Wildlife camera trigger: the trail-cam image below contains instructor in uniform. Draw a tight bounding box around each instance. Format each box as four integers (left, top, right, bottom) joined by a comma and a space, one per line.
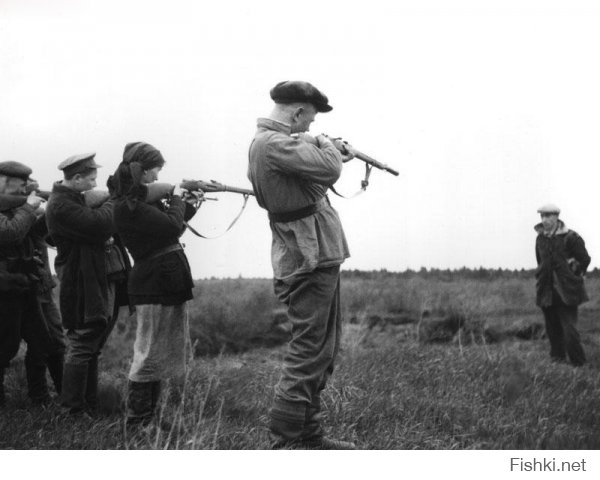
248, 81, 356, 449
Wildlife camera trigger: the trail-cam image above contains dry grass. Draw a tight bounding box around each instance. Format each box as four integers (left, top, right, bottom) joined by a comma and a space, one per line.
1, 271, 599, 449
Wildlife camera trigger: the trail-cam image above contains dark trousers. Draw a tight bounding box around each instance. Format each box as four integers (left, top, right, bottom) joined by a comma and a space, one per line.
270, 266, 342, 441
61, 283, 117, 412
0, 290, 64, 401
541, 303, 586, 366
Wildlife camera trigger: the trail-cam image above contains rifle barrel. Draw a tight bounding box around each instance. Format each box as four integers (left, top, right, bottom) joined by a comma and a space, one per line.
349, 148, 399, 177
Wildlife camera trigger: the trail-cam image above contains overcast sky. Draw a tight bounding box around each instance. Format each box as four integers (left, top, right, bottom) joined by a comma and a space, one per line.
2, 0, 599, 278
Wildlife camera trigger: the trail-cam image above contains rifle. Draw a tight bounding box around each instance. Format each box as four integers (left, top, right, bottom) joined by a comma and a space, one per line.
297, 133, 399, 177
176, 180, 254, 239
0, 188, 111, 212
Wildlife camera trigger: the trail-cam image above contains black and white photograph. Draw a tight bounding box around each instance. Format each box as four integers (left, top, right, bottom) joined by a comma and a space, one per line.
1, 0, 599, 478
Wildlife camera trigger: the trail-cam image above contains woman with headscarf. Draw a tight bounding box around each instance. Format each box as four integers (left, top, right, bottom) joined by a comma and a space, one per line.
108, 142, 201, 426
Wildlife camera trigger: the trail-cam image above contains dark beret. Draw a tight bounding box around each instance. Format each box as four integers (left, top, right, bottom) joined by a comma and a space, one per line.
270, 81, 333, 112
58, 153, 101, 176
0, 161, 32, 181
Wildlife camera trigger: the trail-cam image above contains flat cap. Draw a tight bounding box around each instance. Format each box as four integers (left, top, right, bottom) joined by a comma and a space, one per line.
58, 153, 101, 175
537, 203, 561, 214
0, 161, 32, 181
270, 80, 333, 112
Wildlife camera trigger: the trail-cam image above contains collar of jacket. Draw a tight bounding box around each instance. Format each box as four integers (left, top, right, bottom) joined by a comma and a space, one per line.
51, 181, 85, 203
534, 219, 568, 236
256, 117, 292, 135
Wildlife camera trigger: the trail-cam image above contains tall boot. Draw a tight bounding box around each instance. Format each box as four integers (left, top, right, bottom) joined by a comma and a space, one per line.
85, 356, 99, 412
0, 368, 5, 406
46, 353, 64, 395
150, 381, 161, 412
126, 381, 154, 426
25, 351, 51, 405
60, 363, 89, 413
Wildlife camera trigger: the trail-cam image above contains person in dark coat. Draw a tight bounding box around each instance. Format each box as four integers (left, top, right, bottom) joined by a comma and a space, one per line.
46, 153, 130, 414
0, 161, 63, 406
109, 142, 200, 426
534, 203, 591, 366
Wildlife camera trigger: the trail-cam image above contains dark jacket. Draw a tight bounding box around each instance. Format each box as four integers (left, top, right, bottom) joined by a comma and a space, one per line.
535, 220, 591, 307
0, 197, 49, 293
45, 182, 129, 329
113, 195, 196, 306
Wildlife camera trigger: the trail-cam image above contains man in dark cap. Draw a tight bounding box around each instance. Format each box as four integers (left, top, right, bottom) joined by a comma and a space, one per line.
0, 160, 62, 406
534, 203, 591, 366
247, 81, 356, 449
46, 153, 130, 414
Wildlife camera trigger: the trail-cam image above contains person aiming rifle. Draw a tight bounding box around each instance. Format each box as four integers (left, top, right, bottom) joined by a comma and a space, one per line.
46, 153, 130, 416
109, 142, 202, 427
0, 161, 65, 406
248, 80, 357, 449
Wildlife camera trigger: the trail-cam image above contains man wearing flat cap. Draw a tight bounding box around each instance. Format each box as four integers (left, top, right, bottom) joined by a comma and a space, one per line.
248, 81, 356, 449
46, 153, 130, 414
534, 203, 591, 366
0, 161, 64, 406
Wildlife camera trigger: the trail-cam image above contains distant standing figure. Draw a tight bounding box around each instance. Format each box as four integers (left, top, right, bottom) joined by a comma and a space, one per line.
248, 81, 356, 449
534, 204, 591, 366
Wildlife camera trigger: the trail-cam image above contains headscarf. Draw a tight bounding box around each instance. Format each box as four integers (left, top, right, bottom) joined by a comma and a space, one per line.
107, 142, 165, 210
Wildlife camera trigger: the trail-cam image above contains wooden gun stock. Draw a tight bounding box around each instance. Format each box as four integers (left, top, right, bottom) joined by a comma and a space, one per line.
179, 180, 255, 196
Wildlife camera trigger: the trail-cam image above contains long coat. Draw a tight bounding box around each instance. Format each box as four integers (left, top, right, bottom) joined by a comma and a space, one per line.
535, 220, 591, 307
46, 182, 129, 329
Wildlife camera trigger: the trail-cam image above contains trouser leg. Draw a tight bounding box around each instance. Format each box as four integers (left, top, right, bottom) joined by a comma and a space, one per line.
270, 266, 342, 442
40, 297, 66, 394
541, 306, 566, 361
46, 353, 64, 394
24, 347, 50, 404
556, 305, 586, 366
22, 295, 52, 404
61, 283, 118, 413
0, 293, 25, 373
0, 368, 5, 406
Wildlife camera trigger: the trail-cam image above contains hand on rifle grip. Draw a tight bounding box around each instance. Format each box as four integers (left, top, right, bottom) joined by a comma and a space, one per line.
26, 191, 45, 209
173, 184, 184, 197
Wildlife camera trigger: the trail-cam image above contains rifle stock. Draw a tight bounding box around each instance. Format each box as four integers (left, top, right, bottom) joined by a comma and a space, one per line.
179, 180, 255, 196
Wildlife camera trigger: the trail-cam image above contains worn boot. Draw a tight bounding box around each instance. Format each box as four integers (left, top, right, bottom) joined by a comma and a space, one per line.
46, 353, 64, 395
25, 352, 51, 405
60, 363, 89, 414
126, 381, 154, 426
150, 381, 161, 412
85, 356, 99, 412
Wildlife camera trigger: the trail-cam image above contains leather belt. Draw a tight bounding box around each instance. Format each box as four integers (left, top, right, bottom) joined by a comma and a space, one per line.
138, 243, 183, 263
268, 197, 327, 223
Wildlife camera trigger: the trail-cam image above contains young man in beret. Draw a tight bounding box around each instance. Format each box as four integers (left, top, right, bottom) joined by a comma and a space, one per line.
46, 153, 129, 414
0, 161, 64, 406
534, 204, 591, 366
248, 81, 356, 449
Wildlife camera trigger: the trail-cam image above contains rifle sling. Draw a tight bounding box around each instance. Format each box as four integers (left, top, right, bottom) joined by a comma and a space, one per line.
184, 193, 250, 239
330, 162, 373, 199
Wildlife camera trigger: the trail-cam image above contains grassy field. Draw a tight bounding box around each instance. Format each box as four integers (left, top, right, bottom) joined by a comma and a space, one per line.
1, 271, 599, 449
